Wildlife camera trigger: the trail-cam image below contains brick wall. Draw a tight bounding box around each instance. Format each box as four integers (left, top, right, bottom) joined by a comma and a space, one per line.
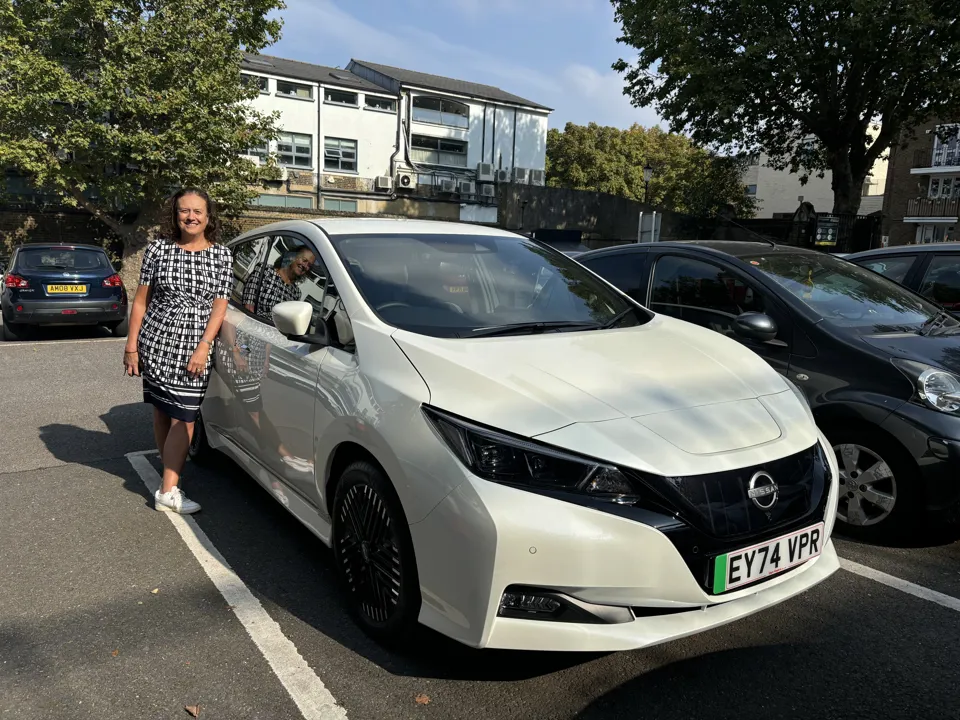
883, 120, 940, 246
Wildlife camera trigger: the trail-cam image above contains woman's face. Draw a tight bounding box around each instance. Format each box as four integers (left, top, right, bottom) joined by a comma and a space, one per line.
176, 193, 209, 241
291, 251, 315, 278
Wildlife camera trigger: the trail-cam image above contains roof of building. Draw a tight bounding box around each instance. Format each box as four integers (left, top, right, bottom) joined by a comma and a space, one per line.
349, 59, 552, 111
241, 53, 387, 94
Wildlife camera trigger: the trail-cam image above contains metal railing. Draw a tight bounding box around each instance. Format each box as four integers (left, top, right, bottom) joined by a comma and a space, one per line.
906, 197, 960, 217
913, 148, 960, 168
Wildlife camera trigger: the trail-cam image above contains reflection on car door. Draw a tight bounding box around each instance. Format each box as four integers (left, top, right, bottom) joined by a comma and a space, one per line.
647, 253, 793, 377
230, 232, 331, 506
918, 254, 960, 314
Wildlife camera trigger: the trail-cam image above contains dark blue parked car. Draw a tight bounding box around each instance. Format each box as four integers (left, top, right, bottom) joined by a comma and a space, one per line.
1, 244, 128, 340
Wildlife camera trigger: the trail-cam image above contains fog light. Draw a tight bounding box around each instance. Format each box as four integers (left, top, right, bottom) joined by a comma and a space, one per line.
111, 304, 118, 310
499, 591, 562, 616
15, 304, 23, 312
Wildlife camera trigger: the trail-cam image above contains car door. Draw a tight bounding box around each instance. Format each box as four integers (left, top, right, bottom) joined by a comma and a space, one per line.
646, 251, 794, 376
206, 234, 270, 442
230, 231, 332, 506
579, 249, 651, 304
915, 253, 960, 316
853, 253, 922, 289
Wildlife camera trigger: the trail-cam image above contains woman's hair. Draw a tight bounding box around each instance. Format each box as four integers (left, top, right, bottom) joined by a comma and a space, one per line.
163, 187, 222, 243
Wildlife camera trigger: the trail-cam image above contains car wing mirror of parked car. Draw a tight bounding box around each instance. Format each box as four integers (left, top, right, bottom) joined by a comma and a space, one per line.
273, 300, 333, 347
733, 311, 779, 343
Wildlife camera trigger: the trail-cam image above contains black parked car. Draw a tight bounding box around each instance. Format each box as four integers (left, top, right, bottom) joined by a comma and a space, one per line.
846, 243, 960, 318
578, 240, 960, 541
1, 244, 128, 340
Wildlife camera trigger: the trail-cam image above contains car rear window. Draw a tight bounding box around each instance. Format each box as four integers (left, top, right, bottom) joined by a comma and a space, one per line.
17, 248, 109, 271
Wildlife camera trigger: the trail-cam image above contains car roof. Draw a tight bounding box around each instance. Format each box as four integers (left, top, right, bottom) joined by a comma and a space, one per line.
14, 243, 107, 251
580, 240, 821, 260
848, 242, 960, 259
311, 217, 524, 238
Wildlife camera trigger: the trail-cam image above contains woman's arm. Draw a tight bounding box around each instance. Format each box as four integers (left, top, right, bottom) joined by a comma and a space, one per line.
123, 285, 152, 376
187, 298, 229, 378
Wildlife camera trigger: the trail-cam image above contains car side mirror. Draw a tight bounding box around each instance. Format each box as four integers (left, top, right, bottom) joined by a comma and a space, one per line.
272, 301, 329, 346
734, 311, 778, 343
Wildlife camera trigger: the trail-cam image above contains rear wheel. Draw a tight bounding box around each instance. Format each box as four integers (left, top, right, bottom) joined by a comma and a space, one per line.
332, 461, 421, 646
2, 320, 23, 341
830, 426, 919, 541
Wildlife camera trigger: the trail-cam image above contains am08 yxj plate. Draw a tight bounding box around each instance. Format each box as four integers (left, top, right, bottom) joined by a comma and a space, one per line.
712, 522, 824, 594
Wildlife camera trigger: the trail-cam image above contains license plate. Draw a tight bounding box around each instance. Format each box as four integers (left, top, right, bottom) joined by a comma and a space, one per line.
712, 522, 824, 594
47, 284, 87, 294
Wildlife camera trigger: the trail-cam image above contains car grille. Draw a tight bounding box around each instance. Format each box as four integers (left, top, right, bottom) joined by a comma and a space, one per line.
631, 443, 830, 540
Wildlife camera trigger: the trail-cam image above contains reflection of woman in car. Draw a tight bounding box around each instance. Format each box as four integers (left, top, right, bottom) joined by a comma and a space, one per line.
229, 247, 316, 475
241, 246, 315, 318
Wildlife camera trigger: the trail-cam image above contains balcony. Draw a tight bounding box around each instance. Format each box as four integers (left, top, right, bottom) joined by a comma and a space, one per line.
905, 197, 960, 220
911, 148, 960, 174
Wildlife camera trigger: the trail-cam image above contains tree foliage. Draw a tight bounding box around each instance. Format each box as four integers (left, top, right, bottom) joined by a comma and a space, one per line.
0, 0, 284, 284
611, 0, 960, 214
546, 122, 756, 218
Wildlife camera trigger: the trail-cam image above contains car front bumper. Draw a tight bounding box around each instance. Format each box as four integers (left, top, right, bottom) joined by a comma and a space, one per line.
2, 296, 127, 326
409, 431, 840, 652
881, 402, 960, 521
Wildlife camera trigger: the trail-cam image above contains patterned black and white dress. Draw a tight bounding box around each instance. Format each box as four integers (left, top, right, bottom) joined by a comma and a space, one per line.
137, 238, 234, 421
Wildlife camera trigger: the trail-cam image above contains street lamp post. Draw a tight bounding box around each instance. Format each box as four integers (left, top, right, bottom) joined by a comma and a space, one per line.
643, 164, 654, 204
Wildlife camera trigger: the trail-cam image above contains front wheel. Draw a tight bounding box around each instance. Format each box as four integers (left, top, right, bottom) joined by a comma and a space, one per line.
187, 410, 215, 465
332, 461, 421, 646
831, 427, 919, 541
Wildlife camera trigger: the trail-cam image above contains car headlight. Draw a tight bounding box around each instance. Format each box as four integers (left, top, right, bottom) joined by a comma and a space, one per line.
893, 359, 960, 415
422, 406, 640, 504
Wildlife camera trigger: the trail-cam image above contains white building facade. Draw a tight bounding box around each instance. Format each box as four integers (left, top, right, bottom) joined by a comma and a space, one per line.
240, 54, 551, 225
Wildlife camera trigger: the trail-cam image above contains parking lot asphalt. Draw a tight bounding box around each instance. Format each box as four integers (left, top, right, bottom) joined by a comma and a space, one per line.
2, 332, 959, 720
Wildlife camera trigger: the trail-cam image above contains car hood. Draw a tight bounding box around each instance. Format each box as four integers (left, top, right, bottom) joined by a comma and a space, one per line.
860, 332, 960, 375
393, 314, 797, 449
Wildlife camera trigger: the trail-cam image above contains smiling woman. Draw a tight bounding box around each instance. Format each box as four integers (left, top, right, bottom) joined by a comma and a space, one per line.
122, 188, 234, 515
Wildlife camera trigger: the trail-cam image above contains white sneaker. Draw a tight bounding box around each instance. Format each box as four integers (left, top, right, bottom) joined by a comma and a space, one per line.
154, 487, 201, 514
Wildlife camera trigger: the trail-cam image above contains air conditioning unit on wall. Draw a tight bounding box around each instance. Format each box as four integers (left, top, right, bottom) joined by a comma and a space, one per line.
476, 163, 495, 183
512, 167, 530, 184
439, 178, 457, 194
529, 169, 545, 186
495, 168, 510, 183
480, 184, 496, 198
395, 170, 417, 191
375, 175, 394, 191
458, 180, 476, 196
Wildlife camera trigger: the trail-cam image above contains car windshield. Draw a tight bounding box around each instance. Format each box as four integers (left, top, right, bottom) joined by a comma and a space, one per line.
743, 251, 941, 331
18, 248, 108, 271
328, 232, 643, 338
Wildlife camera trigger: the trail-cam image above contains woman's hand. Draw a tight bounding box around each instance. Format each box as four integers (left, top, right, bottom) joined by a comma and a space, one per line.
123, 349, 140, 377
187, 344, 210, 378
232, 345, 249, 373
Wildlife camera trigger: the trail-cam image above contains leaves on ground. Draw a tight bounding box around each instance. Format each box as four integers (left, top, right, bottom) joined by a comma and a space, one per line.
414, 693, 431, 705
151, 588, 160, 594
184, 705, 201, 717
111, 649, 119, 657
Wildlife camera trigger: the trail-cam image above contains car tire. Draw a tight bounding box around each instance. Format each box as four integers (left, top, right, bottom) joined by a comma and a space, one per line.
829, 426, 920, 542
2, 320, 23, 341
187, 410, 215, 466
332, 461, 421, 647
108, 317, 129, 337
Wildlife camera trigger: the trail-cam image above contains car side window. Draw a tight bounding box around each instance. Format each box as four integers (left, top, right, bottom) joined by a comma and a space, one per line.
580, 252, 647, 302
650, 255, 765, 338
229, 236, 269, 308
859, 255, 916, 284
918, 255, 960, 311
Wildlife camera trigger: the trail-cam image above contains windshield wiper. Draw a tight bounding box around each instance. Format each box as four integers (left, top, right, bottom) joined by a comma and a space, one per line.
918, 310, 957, 337
466, 320, 600, 338
601, 306, 638, 329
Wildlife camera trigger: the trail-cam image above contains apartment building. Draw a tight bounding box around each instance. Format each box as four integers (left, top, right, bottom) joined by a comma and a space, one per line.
240, 53, 552, 224
741, 151, 888, 219
883, 120, 960, 245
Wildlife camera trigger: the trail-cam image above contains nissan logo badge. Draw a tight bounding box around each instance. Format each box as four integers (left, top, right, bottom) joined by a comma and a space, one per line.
748, 471, 779, 510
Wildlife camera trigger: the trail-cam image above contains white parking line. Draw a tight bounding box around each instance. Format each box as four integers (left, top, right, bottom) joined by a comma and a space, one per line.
841, 558, 960, 613
0, 337, 123, 347
126, 452, 347, 720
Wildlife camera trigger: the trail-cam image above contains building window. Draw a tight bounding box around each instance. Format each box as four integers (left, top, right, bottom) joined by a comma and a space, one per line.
929, 176, 960, 199
248, 141, 269, 160
411, 135, 467, 167
277, 132, 313, 168
276, 81, 313, 100
412, 96, 469, 128
932, 126, 960, 167
250, 194, 314, 209
324, 198, 358, 212
324, 89, 358, 106
324, 137, 357, 172
365, 96, 397, 112
241, 74, 269, 93
745, 184, 757, 196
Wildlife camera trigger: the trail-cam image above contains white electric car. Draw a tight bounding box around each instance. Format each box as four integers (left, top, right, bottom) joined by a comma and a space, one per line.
194, 218, 840, 652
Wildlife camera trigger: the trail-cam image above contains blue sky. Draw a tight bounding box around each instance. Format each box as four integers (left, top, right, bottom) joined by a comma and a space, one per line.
265, 0, 664, 132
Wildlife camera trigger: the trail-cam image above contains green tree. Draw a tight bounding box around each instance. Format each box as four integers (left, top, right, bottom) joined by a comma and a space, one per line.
546, 122, 756, 217
611, 0, 960, 215
0, 0, 284, 287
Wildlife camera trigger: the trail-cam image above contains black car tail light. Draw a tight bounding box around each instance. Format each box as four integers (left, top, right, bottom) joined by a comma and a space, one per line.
4, 274, 29, 289
102, 274, 123, 288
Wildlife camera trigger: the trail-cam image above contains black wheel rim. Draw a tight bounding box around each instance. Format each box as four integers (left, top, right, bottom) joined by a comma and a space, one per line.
336, 483, 403, 625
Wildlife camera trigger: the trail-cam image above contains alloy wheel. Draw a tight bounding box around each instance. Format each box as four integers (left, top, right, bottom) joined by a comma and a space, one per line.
335, 483, 403, 625
833, 442, 898, 527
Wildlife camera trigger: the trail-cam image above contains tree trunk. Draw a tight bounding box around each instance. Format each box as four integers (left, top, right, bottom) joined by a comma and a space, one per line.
829, 151, 866, 216
118, 203, 165, 295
